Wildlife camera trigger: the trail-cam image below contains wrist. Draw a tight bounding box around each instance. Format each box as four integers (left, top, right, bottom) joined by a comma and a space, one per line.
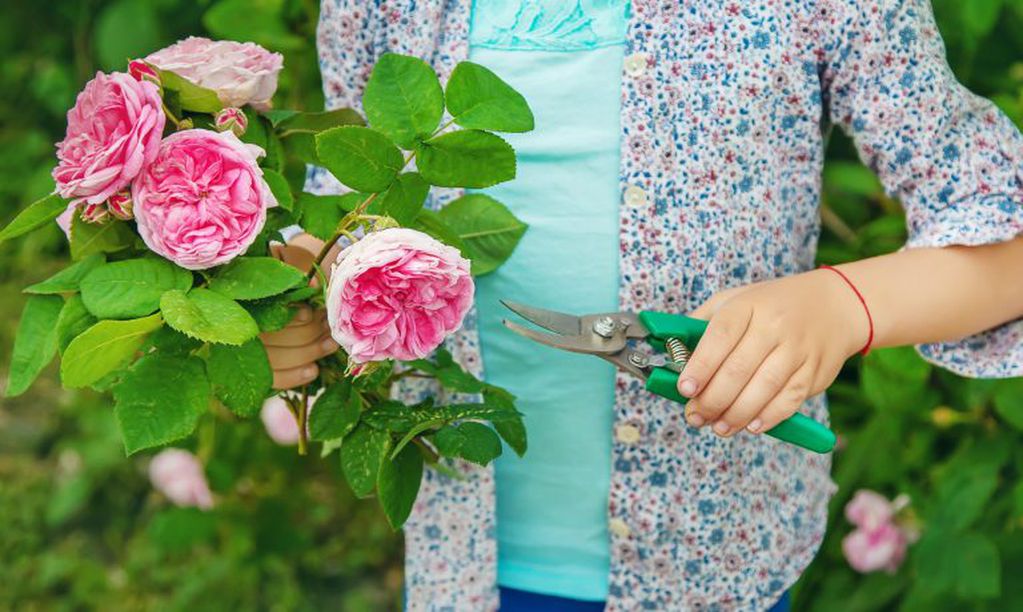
815, 266, 874, 357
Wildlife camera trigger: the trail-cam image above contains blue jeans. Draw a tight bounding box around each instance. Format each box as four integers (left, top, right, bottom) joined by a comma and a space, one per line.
498, 587, 791, 611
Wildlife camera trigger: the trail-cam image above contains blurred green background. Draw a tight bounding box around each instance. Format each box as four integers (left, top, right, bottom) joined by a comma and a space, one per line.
2, 1, 1023, 610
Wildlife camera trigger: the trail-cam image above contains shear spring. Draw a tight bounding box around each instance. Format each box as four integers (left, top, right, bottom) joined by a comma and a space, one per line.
664, 337, 691, 370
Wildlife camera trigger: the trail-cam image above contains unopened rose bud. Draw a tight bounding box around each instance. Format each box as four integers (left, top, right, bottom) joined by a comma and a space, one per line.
80, 202, 110, 224
214, 107, 248, 137
107, 192, 134, 220
128, 59, 161, 86
177, 118, 194, 131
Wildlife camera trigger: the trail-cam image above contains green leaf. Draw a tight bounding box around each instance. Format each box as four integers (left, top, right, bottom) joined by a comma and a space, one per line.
262, 169, 294, 211
416, 129, 515, 188
0, 193, 68, 244
315, 126, 404, 192
433, 422, 503, 466
915, 531, 1001, 599
860, 347, 933, 413
160, 289, 260, 346
80, 258, 193, 319
296, 192, 362, 241
438, 194, 527, 275
55, 294, 97, 355
4, 295, 63, 397
113, 354, 211, 454
445, 61, 534, 133
207, 257, 305, 300
371, 172, 429, 225
993, 378, 1023, 429
206, 339, 272, 417
61, 314, 164, 388
70, 216, 135, 260
341, 424, 392, 498
143, 326, 203, 356
24, 254, 105, 294
94, 0, 161, 71
275, 108, 364, 131
242, 298, 299, 332
963, 0, 1004, 38
412, 209, 468, 254
408, 348, 485, 393
363, 53, 444, 149
362, 400, 521, 432
202, 0, 303, 51
156, 69, 223, 114
377, 443, 424, 529
309, 381, 362, 441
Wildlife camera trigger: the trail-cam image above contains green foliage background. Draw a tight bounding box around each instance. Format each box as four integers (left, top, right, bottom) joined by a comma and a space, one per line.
1, 0, 1022, 610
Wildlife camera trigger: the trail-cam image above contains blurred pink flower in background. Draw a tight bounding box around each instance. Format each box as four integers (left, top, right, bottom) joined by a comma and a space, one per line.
148, 449, 213, 510
132, 129, 275, 269
260, 390, 322, 446
53, 71, 165, 206
842, 489, 915, 574
145, 37, 283, 110
326, 228, 474, 363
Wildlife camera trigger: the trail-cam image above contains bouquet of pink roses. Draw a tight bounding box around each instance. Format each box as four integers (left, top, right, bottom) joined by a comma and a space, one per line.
2, 37, 532, 528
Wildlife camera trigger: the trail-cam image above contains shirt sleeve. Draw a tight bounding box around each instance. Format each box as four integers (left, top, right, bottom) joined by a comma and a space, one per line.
824, 0, 1023, 378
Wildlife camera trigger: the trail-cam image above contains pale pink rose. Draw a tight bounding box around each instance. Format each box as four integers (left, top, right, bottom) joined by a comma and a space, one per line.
148, 449, 214, 510
326, 228, 474, 363
842, 523, 908, 573
145, 37, 283, 110
132, 129, 275, 270
53, 71, 165, 206
259, 390, 322, 445
845, 489, 896, 532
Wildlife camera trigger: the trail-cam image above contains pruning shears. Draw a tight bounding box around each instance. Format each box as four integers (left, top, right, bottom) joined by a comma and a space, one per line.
500, 301, 836, 454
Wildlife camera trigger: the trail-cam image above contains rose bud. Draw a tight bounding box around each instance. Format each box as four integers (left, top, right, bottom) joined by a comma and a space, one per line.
214, 107, 248, 137
80, 202, 110, 224
107, 191, 134, 220
128, 59, 161, 86
148, 448, 214, 510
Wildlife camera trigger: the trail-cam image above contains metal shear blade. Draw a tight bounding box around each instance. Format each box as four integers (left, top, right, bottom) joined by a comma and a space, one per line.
499, 300, 640, 356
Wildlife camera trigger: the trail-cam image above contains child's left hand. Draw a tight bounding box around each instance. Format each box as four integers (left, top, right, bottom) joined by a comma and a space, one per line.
677, 270, 869, 437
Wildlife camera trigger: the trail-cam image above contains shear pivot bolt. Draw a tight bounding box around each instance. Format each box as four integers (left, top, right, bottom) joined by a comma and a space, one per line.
628, 352, 649, 368
592, 316, 617, 338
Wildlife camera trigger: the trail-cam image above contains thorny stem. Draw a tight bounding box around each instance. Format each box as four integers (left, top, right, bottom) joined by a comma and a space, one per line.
298, 385, 310, 455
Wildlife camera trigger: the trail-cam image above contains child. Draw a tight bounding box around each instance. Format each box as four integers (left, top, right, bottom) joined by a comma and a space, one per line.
264, 0, 1023, 609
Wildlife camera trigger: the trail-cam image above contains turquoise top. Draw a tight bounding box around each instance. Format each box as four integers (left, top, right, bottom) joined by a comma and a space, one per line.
470, 0, 629, 601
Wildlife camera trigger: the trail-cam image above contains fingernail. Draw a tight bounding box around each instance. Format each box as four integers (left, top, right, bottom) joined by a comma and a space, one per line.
687, 411, 705, 427
747, 419, 763, 434
678, 377, 698, 398
296, 309, 311, 322
713, 422, 731, 436
321, 338, 338, 351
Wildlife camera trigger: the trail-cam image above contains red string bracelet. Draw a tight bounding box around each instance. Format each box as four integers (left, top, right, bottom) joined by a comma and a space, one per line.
818, 265, 874, 356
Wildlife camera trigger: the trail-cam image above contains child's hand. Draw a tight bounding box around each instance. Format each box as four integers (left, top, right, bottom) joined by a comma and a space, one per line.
678, 270, 869, 437
261, 234, 341, 389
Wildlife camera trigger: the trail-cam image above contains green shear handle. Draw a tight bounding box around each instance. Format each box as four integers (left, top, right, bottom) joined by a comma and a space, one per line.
639, 311, 837, 454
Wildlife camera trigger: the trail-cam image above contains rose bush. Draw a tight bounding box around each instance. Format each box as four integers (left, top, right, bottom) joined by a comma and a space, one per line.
132, 129, 275, 269
326, 228, 474, 363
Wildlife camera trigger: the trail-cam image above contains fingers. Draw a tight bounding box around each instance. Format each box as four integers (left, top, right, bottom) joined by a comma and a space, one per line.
684, 321, 777, 428
677, 303, 753, 401
747, 364, 815, 434
273, 363, 320, 390
711, 350, 804, 436
266, 330, 339, 371
260, 307, 325, 347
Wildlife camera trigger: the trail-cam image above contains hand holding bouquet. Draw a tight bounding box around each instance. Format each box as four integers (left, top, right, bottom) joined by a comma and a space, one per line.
2, 38, 532, 528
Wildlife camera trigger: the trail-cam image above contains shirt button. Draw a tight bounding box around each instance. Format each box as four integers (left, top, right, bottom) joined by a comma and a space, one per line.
609, 518, 632, 538
623, 185, 649, 208
615, 424, 641, 444
624, 52, 649, 78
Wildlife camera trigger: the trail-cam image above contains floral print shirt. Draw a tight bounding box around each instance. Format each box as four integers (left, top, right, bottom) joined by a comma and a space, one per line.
307, 0, 1023, 609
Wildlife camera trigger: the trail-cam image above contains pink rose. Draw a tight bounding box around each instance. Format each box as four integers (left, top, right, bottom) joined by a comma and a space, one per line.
53, 71, 165, 206
145, 37, 283, 110
326, 228, 474, 363
128, 59, 161, 86
842, 523, 908, 573
148, 448, 214, 510
260, 390, 321, 445
132, 129, 275, 270
844, 490, 896, 532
